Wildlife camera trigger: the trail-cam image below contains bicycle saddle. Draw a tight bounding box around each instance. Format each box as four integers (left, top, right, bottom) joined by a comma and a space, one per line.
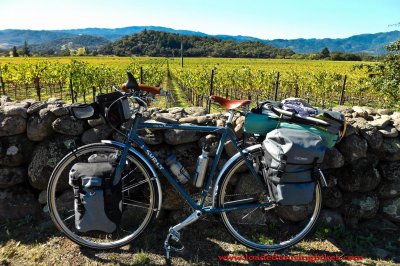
210, 95, 251, 110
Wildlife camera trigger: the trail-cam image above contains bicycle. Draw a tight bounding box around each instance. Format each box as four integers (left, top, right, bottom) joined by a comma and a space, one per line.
47, 72, 325, 260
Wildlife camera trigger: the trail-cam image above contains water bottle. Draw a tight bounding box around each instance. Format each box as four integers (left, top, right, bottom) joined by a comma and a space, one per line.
165, 153, 190, 184
193, 148, 210, 188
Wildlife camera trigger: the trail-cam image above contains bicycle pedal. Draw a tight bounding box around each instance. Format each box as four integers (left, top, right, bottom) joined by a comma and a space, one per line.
167, 236, 184, 252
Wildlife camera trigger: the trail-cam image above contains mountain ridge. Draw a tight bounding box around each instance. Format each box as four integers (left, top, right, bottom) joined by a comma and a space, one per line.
0, 26, 399, 55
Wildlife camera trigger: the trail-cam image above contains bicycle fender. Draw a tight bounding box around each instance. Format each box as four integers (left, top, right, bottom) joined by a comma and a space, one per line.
101, 140, 163, 218
211, 144, 262, 208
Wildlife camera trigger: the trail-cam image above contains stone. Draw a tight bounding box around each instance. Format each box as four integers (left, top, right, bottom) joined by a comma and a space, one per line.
352, 110, 368, 119
47, 97, 64, 104
52, 116, 86, 135
381, 197, 400, 222
375, 138, 400, 161
216, 119, 225, 127
154, 113, 178, 124
88, 117, 105, 127
342, 193, 379, 226
373, 248, 391, 259
331, 105, 353, 114
321, 147, 344, 169
178, 116, 197, 124
347, 117, 370, 131
0, 113, 26, 136
359, 216, 399, 232
184, 107, 207, 116
0, 186, 41, 220
162, 183, 186, 210
0, 95, 11, 106
318, 210, 345, 229
360, 127, 383, 150
322, 186, 343, 209
275, 204, 314, 222
379, 126, 398, 138
234, 116, 245, 139
224, 140, 237, 157
38, 190, 47, 205
172, 143, 201, 174
380, 161, 400, 182
377, 182, 400, 199
50, 106, 69, 117
164, 126, 201, 145
368, 116, 391, 129
0, 134, 34, 166
2, 105, 27, 118
27, 110, 57, 142
167, 107, 184, 114
377, 108, 393, 115
179, 115, 212, 125
54, 190, 74, 213
226, 173, 268, 225
337, 134, 367, 163
198, 134, 219, 156
81, 124, 114, 144
27, 101, 47, 115
0, 167, 27, 188
28, 134, 80, 190
337, 155, 380, 192
138, 128, 164, 145
196, 116, 212, 125
344, 124, 356, 137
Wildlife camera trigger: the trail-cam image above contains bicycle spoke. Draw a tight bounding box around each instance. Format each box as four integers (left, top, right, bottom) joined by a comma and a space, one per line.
122, 179, 148, 192
123, 198, 150, 209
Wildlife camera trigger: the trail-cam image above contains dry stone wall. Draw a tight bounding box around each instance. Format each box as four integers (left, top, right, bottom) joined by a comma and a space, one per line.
0, 95, 399, 233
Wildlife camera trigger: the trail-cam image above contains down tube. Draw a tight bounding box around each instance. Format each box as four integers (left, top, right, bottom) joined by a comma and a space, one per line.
131, 134, 200, 210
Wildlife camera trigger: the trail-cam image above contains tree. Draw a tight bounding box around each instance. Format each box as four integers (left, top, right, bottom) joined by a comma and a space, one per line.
22, 41, 30, 56
356, 38, 400, 107
11, 46, 19, 57
320, 47, 330, 58
76, 47, 87, 56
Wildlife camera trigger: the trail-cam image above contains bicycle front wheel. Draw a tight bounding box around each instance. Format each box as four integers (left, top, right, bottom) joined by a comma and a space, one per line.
217, 146, 322, 252
47, 143, 157, 249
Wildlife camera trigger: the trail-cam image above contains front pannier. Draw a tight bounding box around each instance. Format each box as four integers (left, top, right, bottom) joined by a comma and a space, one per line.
95, 91, 131, 126
262, 128, 326, 205
69, 155, 122, 233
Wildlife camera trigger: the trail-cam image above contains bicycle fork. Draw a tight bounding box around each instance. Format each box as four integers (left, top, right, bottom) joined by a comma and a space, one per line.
164, 210, 202, 260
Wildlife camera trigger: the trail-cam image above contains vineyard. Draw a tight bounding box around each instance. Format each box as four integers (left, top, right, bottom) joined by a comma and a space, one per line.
0, 57, 382, 109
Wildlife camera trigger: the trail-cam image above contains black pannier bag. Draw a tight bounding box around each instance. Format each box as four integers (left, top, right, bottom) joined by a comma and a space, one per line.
262, 128, 326, 205
95, 91, 131, 126
69, 154, 122, 233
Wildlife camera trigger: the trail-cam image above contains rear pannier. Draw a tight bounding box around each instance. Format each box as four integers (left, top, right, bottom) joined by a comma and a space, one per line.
69, 153, 122, 233
262, 128, 326, 205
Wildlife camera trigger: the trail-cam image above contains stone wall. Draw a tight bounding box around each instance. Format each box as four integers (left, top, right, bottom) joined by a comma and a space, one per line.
0, 95, 399, 232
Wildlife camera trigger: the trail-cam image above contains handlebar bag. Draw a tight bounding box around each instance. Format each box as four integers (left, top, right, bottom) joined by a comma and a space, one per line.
95, 91, 131, 126
262, 128, 326, 205
69, 159, 122, 233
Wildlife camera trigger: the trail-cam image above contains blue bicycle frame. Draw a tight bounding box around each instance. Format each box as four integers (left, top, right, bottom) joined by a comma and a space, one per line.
113, 110, 272, 214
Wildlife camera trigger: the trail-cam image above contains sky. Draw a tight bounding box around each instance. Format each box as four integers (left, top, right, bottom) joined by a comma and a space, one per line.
0, 0, 399, 40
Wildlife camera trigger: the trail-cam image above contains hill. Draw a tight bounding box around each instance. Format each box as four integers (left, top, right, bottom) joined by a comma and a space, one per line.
0, 26, 399, 55
97, 30, 294, 58
30, 35, 110, 54
265, 31, 400, 54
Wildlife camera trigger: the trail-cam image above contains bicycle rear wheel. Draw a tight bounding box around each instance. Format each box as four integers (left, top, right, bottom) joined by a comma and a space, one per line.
217, 145, 322, 251
47, 143, 157, 249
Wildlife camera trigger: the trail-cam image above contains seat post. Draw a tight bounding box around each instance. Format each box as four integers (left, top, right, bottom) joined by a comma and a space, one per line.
226, 110, 235, 124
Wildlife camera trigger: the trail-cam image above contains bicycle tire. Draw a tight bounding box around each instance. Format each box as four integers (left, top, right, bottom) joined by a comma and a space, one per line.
217, 147, 322, 251
47, 142, 158, 249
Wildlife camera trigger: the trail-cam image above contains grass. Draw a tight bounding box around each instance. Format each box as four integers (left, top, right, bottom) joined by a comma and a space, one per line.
0, 215, 398, 266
